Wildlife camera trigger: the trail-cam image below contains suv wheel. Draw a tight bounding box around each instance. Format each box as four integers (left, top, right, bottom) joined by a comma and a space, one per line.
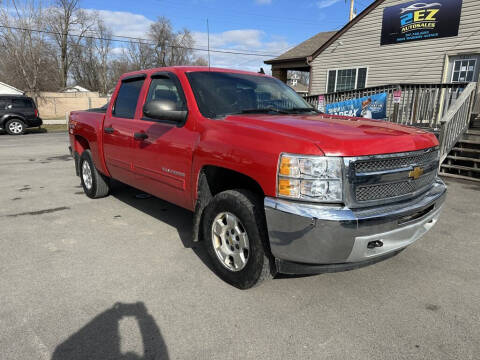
202, 189, 273, 289
79, 150, 110, 198
5, 119, 26, 135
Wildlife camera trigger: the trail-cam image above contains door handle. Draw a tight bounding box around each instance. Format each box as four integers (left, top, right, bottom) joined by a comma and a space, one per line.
104, 126, 114, 134
134, 132, 148, 141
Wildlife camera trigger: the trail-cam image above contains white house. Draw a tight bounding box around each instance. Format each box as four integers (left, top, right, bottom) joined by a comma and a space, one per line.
61, 85, 90, 93
0, 82, 24, 95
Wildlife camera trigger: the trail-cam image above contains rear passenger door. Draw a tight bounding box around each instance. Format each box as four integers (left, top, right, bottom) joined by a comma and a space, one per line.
102, 75, 146, 184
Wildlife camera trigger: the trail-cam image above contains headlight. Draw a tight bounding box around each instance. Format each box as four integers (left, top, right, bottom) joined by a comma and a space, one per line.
277, 154, 343, 202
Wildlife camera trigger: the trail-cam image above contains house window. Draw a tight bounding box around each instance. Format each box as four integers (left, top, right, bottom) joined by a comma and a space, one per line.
327, 67, 368, 93
452, 59, 476, 82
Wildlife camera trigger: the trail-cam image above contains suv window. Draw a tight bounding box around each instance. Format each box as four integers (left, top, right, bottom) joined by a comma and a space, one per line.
145, 76, 185, 111
113, 78, 145, 119
12, 98, 33, 109
0, 98, 9, 109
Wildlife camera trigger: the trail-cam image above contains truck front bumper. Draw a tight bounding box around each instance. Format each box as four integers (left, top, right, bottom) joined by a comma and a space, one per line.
264, 178, 446, 274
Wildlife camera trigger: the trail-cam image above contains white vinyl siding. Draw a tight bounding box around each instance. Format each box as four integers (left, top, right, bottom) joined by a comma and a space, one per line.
310, 0, 480, 94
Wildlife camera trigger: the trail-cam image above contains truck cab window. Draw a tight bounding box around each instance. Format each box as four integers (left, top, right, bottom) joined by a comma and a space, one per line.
113, 78, 145, 119
146, 77, 185, 110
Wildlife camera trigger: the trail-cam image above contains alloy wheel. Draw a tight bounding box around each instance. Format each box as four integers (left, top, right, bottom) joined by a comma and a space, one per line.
8, 121, 23, 134
211, 212, 250, 272
82, 161, 93, 190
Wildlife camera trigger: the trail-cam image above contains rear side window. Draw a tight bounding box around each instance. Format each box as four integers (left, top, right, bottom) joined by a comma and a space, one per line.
0, 99, 9, 109
113, 78, 145, 119
12, 98, 33, 109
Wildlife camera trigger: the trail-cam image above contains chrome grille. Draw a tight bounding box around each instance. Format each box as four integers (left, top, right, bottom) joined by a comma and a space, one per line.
355, 172, 436, 202
355, 150, 439, 174
347, 147, 439, 205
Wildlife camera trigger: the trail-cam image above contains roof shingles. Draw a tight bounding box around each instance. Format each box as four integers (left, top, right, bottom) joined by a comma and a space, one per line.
265, 31, 337, 64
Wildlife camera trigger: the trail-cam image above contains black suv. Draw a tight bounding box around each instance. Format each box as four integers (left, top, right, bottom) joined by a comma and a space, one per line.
0, 95, 42, 135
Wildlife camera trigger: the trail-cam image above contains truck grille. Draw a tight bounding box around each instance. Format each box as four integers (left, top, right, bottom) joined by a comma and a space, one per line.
348, 148, 439, 205
355, 150, 439, 174
355, 172, 436, 202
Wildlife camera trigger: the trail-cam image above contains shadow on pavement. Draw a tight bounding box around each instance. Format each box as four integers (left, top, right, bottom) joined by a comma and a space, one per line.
51, 302, 168, 360
109, 181, 216, 274
108, 181, 316, 281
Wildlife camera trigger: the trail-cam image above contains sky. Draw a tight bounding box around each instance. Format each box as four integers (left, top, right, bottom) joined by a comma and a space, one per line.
80, 0, 374, 73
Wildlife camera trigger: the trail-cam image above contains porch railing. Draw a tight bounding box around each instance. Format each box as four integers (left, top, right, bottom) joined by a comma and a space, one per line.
304, 83, 470, 130
438, 82, 477, 163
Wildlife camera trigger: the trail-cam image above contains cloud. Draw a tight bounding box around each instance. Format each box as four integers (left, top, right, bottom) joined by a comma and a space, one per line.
193, 29, 266, 49
317, 0, 342, 9
85, 9, 154, 38
84, 9, 290, 72
255, 0, 272, 4
192, 30, 290, 72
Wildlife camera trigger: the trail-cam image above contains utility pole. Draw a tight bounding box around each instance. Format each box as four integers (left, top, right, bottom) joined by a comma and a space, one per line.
348, 0, 355, 21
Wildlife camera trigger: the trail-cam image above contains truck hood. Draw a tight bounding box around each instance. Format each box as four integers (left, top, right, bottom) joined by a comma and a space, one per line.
226, 113, 438, 156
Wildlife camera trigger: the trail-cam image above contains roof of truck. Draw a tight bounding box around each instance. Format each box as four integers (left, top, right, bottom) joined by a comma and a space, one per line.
119, 66, 268, 80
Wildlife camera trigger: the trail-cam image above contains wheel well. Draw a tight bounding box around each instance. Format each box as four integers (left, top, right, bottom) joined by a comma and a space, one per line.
2, 116, 25, 127
74, 135, 90, 155
201, 166, 264, 197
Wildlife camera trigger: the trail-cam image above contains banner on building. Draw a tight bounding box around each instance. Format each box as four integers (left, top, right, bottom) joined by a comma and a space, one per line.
325, 93, 387, 120
381, 0, 463, 46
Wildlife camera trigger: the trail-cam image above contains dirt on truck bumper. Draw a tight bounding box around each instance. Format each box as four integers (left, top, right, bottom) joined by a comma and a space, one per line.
265, 178, 447, 275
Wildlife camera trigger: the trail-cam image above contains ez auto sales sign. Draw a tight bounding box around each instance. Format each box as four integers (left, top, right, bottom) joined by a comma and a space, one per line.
381, 0, 463, 45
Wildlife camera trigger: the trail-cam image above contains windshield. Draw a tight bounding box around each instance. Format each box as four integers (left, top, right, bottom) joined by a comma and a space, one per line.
186, 71, 315, 119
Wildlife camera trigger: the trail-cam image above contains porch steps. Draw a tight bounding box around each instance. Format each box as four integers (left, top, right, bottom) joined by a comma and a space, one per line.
438, 172, 480, 183
440, 119, 480, 182
470, 116, 480, 130
446, 155, 480, 163
466, 129, 480, 136
452, 147, 480, 154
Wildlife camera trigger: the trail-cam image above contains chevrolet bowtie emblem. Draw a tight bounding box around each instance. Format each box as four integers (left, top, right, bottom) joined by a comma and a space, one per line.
409, 166, 424, 180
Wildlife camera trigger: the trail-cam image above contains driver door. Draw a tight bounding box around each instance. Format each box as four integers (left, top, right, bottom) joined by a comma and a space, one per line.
130, 72, 198, 209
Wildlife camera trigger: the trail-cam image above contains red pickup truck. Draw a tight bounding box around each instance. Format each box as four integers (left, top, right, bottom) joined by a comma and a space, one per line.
69, 67, 446, 289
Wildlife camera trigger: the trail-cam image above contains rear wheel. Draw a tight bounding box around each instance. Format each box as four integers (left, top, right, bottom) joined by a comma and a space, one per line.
202, 189, 273, 289
79, 150, 110, 198
5, 119, 25, 135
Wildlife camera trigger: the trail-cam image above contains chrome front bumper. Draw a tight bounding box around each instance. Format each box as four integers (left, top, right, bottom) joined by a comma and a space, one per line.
264, 178, 446, 274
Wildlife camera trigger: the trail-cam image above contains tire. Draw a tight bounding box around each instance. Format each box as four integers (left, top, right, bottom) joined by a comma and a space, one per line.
79, 150, 110, 198
5, 119, 26, 135
202, 189, 273, 289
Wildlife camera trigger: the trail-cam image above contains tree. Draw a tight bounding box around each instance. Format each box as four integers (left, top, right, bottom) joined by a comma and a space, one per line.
126, 40, 154, 70
148, 17, 197, 67
0, 0, 59, 93
47, 0, 97, 88
70, 18, 112, 94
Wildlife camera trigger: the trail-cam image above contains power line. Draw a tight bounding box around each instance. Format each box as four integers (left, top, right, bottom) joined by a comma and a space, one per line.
0, 24, 283, 57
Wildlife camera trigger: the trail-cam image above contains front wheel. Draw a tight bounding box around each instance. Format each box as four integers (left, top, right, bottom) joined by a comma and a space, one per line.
79, 150, 110, 198
202, 190, 273, 289
5, 119, 26, 135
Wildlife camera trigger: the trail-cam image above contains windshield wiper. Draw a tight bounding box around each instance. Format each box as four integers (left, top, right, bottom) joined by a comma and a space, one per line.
287, 107, 319, 113
234, 107, 290, 115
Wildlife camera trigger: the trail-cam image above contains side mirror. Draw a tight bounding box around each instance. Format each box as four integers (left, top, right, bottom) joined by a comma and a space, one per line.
143, 100, 187, 123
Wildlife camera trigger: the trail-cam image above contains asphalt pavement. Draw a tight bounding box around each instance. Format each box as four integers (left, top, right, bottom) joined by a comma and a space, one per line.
1, 131, 479, 360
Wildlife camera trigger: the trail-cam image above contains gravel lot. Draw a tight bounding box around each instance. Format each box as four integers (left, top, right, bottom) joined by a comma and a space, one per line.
1, 132, 479, 360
